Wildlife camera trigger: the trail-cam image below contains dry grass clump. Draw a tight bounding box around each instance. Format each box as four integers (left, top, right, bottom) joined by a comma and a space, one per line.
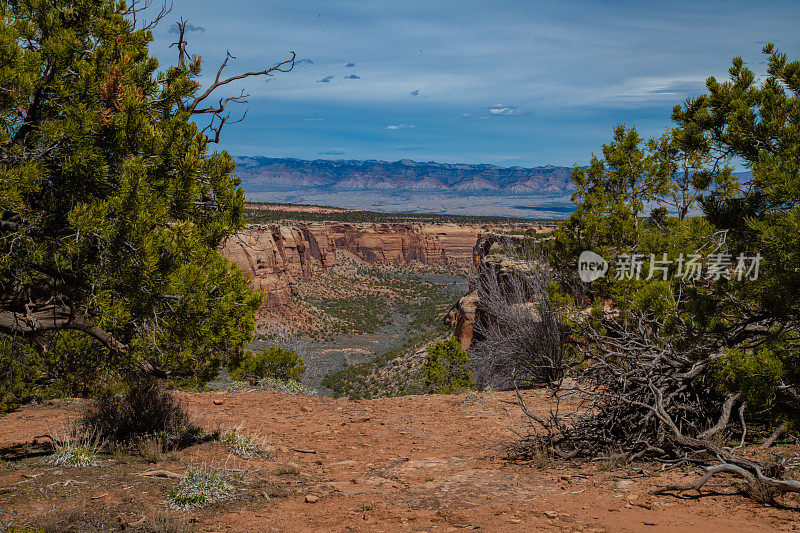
47, 425, 103, 467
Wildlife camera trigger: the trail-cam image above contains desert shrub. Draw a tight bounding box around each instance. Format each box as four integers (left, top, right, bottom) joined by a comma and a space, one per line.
136, 435, 165, 463
470, 244, 567, 389
48, 426, 102, 467
83, 379, 192, 443
230, 347, 306, 383
423, 338, 475, 394
49, 443, 99, 468
226, 380, 249, 392
220, 428, 269, 458
257, 377, 315, 395
0, 337, 38, 413
0, 333, 113, 413
166, 465, 233, 510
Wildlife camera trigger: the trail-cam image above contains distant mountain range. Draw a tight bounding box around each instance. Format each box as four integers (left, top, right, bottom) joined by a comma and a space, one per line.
234, 157, 576, 195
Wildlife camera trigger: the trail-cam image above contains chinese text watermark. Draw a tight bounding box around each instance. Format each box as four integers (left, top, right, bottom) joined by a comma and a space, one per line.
578, 251, 761, 282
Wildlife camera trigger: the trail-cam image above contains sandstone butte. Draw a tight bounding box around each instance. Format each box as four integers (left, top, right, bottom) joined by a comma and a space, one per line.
220, 222, 528, 308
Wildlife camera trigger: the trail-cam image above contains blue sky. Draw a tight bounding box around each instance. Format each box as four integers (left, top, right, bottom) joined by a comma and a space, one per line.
147, 0, 800, 167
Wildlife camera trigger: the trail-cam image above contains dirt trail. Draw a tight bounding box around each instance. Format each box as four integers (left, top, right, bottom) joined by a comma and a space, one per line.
1, 390, 797, 532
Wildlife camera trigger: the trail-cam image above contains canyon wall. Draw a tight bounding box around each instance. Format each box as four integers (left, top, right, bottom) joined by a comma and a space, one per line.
221, 222, 452, 307
223, 221, 554, 309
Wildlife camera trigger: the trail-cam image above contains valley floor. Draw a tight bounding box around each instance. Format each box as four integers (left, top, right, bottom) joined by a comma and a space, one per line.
1, 390, 798, 532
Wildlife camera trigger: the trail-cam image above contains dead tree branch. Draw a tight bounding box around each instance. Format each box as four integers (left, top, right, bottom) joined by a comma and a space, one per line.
168, 19, 295, 143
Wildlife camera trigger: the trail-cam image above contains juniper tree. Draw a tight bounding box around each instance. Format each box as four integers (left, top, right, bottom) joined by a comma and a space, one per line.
0, 0, 294, 408
512, 46, 800, 501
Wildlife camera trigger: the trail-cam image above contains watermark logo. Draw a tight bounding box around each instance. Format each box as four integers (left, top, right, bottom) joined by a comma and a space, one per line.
578, 250, 609, 282
578, 250, 762, 282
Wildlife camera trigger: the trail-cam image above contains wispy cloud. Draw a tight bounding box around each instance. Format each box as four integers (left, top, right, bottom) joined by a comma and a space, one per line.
488, 104, 521, 116
169, 23, 205, 33
318, 150, 345, 155
646, 80, 706, 95
157, 0, 800, 167
386, 124, 415, 130
344, 74, 361, 79
585, 76, 711, 107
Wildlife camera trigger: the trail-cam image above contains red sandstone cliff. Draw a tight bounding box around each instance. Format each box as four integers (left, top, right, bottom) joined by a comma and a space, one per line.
221, 222, 452, 307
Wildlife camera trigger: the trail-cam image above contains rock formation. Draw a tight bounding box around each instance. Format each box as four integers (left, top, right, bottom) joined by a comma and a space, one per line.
221, 222, 451, 307
447, 231, 552, 349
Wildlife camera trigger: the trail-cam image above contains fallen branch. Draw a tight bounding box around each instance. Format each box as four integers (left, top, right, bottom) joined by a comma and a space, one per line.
137, 470, 182, 479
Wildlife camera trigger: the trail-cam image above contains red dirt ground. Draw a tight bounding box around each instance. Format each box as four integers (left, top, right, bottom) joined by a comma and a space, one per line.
1, 390, 798, 532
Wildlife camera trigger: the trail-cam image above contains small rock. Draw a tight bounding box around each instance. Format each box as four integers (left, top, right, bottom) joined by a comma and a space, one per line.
615, 479, 633, 490
305, 494, 319, 503
544, 510, 559, 519
300, 405, 309, 412
262, 445, 276, 456
560, 474, 571, 482
624, 493, 639, 503
212, 399, 224, 405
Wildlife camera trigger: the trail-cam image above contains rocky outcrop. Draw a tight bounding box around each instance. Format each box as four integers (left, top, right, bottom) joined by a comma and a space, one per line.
221, 226, 311, 307
221, 222, 450, 307
447, 231, 551, 349
448, 291, 479, 349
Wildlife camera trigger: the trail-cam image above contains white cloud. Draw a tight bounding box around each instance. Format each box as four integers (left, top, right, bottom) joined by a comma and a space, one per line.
488, 104, 521, 116
386, 124, 415, 130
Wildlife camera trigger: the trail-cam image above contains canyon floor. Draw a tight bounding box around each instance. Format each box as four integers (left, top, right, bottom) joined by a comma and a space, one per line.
2, 389, 798, 532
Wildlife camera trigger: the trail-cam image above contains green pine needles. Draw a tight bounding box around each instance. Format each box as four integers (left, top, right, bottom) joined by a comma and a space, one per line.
0, 0, 294, 407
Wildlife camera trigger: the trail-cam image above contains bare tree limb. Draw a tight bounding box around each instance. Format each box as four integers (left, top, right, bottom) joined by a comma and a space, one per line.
0, 304, 167, 378
188, 50, 295, 114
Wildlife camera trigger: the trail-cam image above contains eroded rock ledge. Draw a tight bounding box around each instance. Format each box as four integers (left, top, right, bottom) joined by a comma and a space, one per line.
221, 222, 454, 307
447, 231, 552, 349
